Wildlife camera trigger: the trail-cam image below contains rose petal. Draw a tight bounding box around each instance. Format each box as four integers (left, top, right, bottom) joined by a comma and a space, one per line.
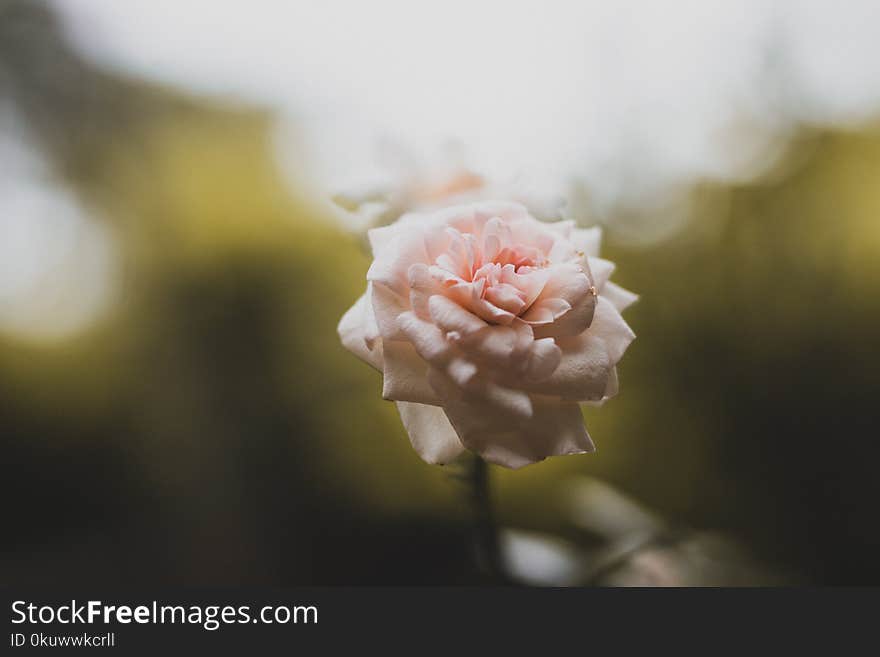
572, 227, 602, 257
527, 296, 634, 400
447, 357, 479, 387
602, 281, 639, 312
454, 324, 521, 368
484, 283, 527, 315
545, 219, 575, 239
585, 367, 620, 407
590, 295, 636, 363
444, 398, 594, 469
522, 297, 572, 325
370, 281, 409, 341
525, 337, 562, 381
588, 257, 615, 291
397, 311, 452, 364
529, 263, 596, 338
367, 230, 429, 295
408, 263, 443, 319
396, 401, 465, 465
337, 293, 383, 371
382, 341, 442, 405
428, 294, 487, 336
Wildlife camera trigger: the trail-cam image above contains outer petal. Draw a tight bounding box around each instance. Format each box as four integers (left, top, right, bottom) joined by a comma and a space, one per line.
370, 281, 409, 341
443, 398, 594, 469
526, 297, 634, 401
397, 311, 453, 364
408, 262, 443, 319
587, 257, 615, 291
382, 341, 442, 405
367, 229, 429, 295
367, 222, 403, 257
396, 401, 465, 465
337, 294, 383, 371
528, 263, 596, 339
572, 227, 602, 257
584, 367, 619, 407
428, 294, 487, 336
589, 295, 636, 363
602, 281, 639, 312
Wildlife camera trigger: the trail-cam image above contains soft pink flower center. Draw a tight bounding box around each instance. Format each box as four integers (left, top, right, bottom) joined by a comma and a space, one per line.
431, 225, 552, 318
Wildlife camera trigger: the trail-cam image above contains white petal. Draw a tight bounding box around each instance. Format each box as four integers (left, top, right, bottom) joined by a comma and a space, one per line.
590, 296, 636, 363
525, 338, 562, 381
447, 357, 479, 387
527, 296, 634, 400
444, 399, 594, 469
572, 227, 602, 257
367, 223, 402, 257
545, 219, 575, 239
454, 324, 520, 368
382, 341, 442, 405
397, 311, 452, 364
370, 282, 409, 341
530, 264, 596, 338
428, 294, 487, 336
522, 297, 572, 325
602, 281, 639, 312
367, 229, 429, 294
584, 367, 619, 407
588, 257, 615, 291
408, 263, 443, 320
396, 402, 465, 465
337, 293, 383, 371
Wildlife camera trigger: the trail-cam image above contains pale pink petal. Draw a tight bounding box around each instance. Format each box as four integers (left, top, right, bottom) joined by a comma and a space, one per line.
588, 257, 616, 291
382, 341, 442, 405
447, 357, 479, 387
522, 297, 572, 325
453, 324, 520, 368
396, 401, 465, 465
471, 201, 529, 225
481, 382, 533, 418
602, 281, 639, 312
337, 293, 384, 371
572, 227, 602, 257
369, 282, 409, 341
444, 398, 594, 469
590, 296, 636, 363
466, 296, 517, 325
484, 283, 527, 315
367, 230, 429, 295
397, 311, 452, 364
428, 294, 487, 336
427, 368, 533, 419
545, 219, 575, 239
408, 263, 443, 319
525, 338, 562, 381
527, 297, 634, 400
530, 264, 596, 338
499, 265, 549, 307
584, 367, 620, 407
423, 224, 452, 262
367, 223, 402, 257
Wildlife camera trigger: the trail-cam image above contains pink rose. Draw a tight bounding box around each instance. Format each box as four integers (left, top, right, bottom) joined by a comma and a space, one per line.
338, 201, 636, 469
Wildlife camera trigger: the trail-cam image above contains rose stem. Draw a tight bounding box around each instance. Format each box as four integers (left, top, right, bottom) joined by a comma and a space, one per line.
465, 454, 507, 583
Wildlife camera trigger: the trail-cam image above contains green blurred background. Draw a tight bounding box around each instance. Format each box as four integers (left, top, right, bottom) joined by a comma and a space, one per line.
1, 1, 879, 585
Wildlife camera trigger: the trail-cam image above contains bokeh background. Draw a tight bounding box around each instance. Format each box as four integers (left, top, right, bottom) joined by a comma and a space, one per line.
2, 0, 879, 585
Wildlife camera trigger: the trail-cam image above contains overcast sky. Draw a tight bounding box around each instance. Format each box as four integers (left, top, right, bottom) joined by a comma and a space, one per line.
54, 0, 880, 202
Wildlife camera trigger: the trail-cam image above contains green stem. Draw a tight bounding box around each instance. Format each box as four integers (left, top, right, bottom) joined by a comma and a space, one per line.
465, 454, 506, 582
